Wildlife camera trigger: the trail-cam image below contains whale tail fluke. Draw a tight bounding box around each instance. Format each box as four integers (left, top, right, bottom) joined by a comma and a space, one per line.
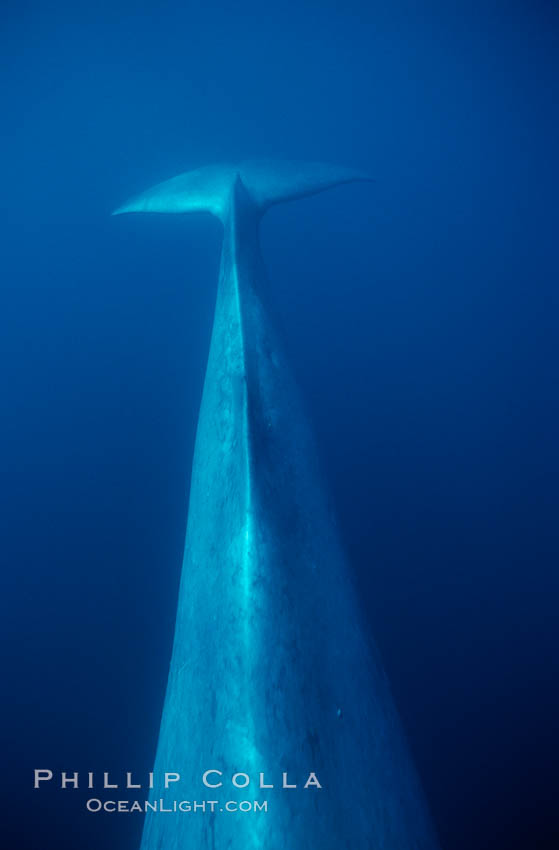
112, 160, 372, 222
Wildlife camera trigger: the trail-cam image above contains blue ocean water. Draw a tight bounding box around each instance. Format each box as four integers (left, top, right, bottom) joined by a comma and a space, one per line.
2, 1, 558, 848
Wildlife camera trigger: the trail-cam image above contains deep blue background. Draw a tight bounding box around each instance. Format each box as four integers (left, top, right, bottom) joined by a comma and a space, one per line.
2, 1, 558, 848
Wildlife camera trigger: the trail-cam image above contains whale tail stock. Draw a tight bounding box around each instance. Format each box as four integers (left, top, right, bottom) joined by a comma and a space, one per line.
112, 160, 372, 222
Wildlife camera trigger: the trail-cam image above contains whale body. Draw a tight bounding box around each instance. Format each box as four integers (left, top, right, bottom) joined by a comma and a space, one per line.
114, 161, 441, 850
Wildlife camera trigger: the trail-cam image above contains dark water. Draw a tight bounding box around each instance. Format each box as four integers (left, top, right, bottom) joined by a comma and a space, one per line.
2, 1, 558, 848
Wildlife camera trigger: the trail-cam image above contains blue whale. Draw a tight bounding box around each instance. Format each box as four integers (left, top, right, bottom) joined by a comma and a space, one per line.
114, 161, 440, 850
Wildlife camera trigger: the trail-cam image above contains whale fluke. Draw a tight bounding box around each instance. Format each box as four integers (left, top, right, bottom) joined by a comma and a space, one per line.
112, 159, 372, 221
